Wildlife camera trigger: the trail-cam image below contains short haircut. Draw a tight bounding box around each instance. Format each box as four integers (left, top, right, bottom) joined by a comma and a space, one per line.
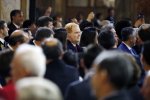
115, 19, 132, 39
94, 51, 133, 89
138, 24, 150, 42
42, 38, 63, 60
15, 44, 46, 77
36, 16, 53, 27
16, 77, 62, 100
9, 34, 26, 46
80, 27, 98, 47
54, 28, 67, 50
121, 27, 134, 41
65, 22, 79, 33
142, 41, 150, 65
83, 44, 103, 69
0, 20, 6, 29
35, 27, 53, 41
23, 20, 35, 28
98, 29, 115, 49
10, 9, 22, 21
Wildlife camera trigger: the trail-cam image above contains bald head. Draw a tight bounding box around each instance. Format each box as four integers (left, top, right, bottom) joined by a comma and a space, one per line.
42, 38, 63, 60
9, 30, 29, 50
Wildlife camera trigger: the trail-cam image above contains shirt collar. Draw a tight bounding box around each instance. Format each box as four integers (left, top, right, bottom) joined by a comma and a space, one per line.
0, 38, 5, 44
13, 23, 20, 29
122, 42, 132, 50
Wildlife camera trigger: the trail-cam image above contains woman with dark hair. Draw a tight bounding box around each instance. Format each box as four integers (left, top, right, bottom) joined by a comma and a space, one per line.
80, 27, 98, 50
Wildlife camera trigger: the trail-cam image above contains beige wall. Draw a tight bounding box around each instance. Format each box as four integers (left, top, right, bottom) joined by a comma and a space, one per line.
0, 0, 29, 22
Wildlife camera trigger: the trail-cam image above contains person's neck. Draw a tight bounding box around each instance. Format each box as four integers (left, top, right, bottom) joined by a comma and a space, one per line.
123, 41, 132, 48
98, 85, 117, 99
87, 18, 92, 22
34, 40, 41, 46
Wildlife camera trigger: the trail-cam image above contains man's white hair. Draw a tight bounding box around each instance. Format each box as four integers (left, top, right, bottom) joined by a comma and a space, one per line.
16, 77, 62, 100
15, 44, 46, 77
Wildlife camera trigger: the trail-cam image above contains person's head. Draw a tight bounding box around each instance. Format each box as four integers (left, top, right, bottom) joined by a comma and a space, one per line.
141, 72, 150, 100
80, 27, 98, 47
98, 29, 116, 49
137, 24, 150, 45
115, 19, 132, 39
44, 6, 52, 17
23, 20, 37, 35
9, 30, 30, 50
16, 77, 62, 100
82, 44, 103, 71
37, 16, 53, 29
54, 28, 67, 50
141, 41, 150, 71
101, 25, 118, 47
0, 20, 9, 38
92, 51, 133, 98
65, 23, 81, 44
35, 27, 54, 43
62, 50, 78, 67
87, 12, 95, 21
107, 7, 115, 17
121, 27, 136, 47
0, 49, 14, 85
42, 38, 63, 61
10, 44, 46, 82
10, 9, 24, 26
8, 30, 29, 50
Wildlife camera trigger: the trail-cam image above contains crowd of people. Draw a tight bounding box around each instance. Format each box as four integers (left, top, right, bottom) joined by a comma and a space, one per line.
0, 6, 150, 100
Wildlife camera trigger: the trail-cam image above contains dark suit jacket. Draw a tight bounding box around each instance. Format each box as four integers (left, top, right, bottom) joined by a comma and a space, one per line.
67, 40, 83, 53
8, 22, 18, 36
128, 85, 144, 100
65, 78, 96, 100
103, 90, 132, 100
118, 42, 145, 87
44, 59, 79, 96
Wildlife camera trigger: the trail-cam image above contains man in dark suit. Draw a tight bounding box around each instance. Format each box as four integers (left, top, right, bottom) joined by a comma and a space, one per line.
65, 44, 103, 100
0, 20, 9, 51
42, 38, 79, 96
8, 10, 24, 36
118, 27, 137, 55
65, 23, 83, 53
118, 27, 145, 86
92, 51, 134, 100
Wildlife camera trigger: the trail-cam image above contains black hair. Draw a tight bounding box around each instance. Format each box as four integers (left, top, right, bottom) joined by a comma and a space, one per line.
36, 16, 53, 27
138, 25, 150, 42
98, 29, 115, 49
0, 20, 5, 29
35, 27, 53, 41
142, 41, 150, 65
42, 39, 63, 60
121, 27, 134, 41
10, 9, 22, 21
80, 27, 98, 47
54, 28, 67, 50
97, 54, 133, 89
23, 20, 35, 28
83, 44, 103, 69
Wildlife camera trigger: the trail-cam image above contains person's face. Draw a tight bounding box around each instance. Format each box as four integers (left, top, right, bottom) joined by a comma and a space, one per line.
68, 25, 81, 44
10, 55, 26, 82
2, 23, 9, 37
129, 34, 137, 47
141, 77, 150, 100
47, 21, 54, 29
136, 34, 143, 45
111, 28, 118, 46
91, 69, 107, 98
13, 12, 24, 26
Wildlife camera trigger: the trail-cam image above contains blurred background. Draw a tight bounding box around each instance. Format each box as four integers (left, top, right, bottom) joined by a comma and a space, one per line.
0, 0, 149, 23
